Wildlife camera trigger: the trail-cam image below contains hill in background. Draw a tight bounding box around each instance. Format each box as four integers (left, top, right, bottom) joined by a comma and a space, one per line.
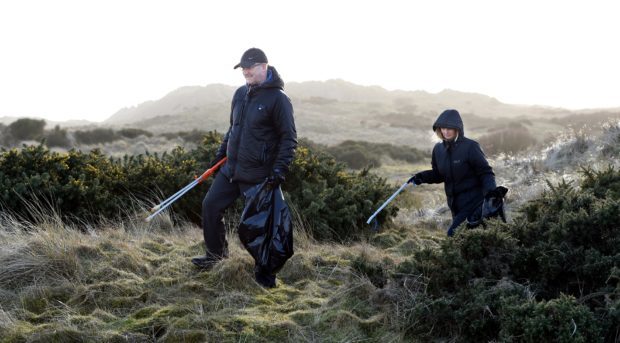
3, 80, 619, 153
102, 80, 595, 149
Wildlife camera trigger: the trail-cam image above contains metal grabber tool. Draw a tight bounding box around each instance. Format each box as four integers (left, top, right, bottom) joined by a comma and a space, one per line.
145, 157, 227, 222
366, 180, 413, 230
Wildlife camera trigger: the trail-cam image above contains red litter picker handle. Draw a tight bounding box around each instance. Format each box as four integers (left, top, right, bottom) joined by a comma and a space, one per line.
197, 157, 227, 183
145, 157, 227, 222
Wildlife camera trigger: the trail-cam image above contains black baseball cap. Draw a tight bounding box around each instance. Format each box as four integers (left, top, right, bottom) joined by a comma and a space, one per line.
234, 48, 268, 69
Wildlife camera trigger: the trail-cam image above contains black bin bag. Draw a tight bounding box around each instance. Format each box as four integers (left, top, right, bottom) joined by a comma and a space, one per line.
482, 186, 508, 222
467, 186, 509, 229
238, 181, 293, 275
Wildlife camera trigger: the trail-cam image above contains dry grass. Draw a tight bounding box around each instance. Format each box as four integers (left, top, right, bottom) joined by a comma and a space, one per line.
0, 206, 416, 342
1, 123, 617, 341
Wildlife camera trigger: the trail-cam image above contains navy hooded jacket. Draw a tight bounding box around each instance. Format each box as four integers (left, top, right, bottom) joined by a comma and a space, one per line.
215, 66, 297, 184
418, 109, 496, 220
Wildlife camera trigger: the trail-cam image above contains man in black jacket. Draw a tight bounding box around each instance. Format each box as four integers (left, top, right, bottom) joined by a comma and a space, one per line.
409, 109, 497, 236
192, 48, 297, 287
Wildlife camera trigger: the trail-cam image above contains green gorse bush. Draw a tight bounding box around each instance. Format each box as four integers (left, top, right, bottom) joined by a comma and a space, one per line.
0, 134, 396, 241
393, 167, 620, 342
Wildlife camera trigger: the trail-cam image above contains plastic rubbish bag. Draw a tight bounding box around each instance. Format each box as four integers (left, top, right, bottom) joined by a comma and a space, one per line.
467, 186, 509, 228
238, 181, 293, 275
482, 186, 508, 222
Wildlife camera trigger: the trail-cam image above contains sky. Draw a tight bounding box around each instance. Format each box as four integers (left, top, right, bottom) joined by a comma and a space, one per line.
1, 0, 619, 122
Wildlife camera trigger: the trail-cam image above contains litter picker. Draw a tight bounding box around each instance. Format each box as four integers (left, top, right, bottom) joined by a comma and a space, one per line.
366, 180, 412, 228
145, 157, 227, 222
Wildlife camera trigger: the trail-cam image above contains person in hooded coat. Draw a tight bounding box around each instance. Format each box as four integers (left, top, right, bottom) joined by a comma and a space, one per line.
408, 109, 497, 236
191, 48, 297, 288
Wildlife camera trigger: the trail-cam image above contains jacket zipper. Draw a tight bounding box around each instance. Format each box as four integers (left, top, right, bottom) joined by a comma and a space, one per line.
447, 144, 455, 210
231, 87, 252, 183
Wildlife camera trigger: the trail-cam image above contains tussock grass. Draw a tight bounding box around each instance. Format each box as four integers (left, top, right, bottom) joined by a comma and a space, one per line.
4, 125, 617, 341
0, 208, 416, 342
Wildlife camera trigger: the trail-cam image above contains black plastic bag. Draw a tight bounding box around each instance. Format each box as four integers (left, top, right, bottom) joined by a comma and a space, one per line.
482, 186, 508, 222
238, 181, 293, 275
467, 186, 509, 228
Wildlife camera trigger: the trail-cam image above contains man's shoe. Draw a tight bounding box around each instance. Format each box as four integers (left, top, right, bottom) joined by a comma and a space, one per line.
191, 256, 219, 270
255, 272, 276, 288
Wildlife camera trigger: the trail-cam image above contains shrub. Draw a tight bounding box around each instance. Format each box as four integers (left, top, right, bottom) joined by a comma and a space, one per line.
0, 123, 9, 145
179, 130, 210, 144
324, 140, 429, 169
117, 128, 153, 139
499, 295, 601, 342
285, 144, 396, 241
512, 179, 619, 299
74, 128, 119, 145
398, 271, 603, 342
0, 137, 396, 242
336, 149, 379, 169
44, 125, 71, 148
393, 168, 620, 341
8, 118, 46, 141
600, 121, 620, 158
0, 144, 206, 224
326, 141, 380, 169
161, 130, 209, 144
580, 166, 620, 200
400, 278, 532, 341
478, 127, 536, 156
395, 227, 518, 296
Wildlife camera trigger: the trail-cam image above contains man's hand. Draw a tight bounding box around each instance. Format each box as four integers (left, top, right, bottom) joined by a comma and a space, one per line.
267, 169, 285, 187
407, 173, 423, 185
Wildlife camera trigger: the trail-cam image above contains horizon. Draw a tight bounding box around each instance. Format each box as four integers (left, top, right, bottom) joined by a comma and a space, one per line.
4, 78, 619, 125
1, 1, 619, 122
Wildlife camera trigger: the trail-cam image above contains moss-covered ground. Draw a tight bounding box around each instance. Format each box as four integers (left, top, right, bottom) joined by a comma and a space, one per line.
0, 216, 439, 342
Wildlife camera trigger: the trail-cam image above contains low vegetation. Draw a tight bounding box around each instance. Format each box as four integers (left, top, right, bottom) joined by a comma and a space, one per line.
44, 125, 71, 148
0, 136, 395, 242
160, 130, 210, 145
478, 122, 537, 156
1, 119, 47, 146
392, 167, 619, 341
320, 140, 429, 169
1, 120, 619, 342
0, 162, 618, 342
7, 118, 46, 142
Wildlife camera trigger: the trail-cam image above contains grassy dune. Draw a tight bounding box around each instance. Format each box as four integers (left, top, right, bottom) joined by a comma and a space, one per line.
0, 210, 441, 342
1, 121, 618, 342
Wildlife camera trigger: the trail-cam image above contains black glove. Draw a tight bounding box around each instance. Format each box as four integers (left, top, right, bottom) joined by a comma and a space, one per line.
267, 169, 285, 187
485, 186, 508, 200
482, 186, 508, 223
408, 173, 423, 185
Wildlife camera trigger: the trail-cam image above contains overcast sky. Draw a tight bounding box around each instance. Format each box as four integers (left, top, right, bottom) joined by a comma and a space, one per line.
1, 0, 618, 122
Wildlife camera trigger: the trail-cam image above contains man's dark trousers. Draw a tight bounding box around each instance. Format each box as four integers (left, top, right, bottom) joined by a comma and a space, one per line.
201, 170, 254, 260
